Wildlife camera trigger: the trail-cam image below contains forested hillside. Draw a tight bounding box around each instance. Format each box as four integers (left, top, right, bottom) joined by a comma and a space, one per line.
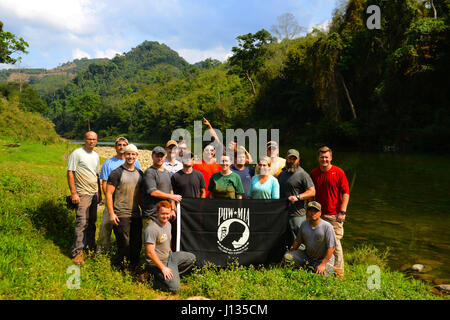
3, 0, 449, 152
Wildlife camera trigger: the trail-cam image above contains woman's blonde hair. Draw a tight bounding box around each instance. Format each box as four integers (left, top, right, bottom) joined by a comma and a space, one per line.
258, 156, 271, 166
256, 156, 271, 174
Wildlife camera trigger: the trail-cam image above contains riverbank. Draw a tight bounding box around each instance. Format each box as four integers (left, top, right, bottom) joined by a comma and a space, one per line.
0, 141, 446, 300
94, 146, 153, 169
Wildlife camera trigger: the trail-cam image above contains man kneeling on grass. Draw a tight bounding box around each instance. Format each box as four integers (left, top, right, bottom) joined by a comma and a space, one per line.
283, 201, 337, 276
144, 200, 196, 293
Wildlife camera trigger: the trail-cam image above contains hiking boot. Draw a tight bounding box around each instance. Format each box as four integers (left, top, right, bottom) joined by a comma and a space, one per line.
73, 251, 85, 265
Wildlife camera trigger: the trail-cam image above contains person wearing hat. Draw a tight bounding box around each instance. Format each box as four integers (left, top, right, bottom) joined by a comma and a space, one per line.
97, 137, 142, 253
162, 140, 183, 177
105, 144, 144, 270
266, 141, 285, 178
283, 201, 337, 276
142, 146, 182, 250
277, 148, 315, 245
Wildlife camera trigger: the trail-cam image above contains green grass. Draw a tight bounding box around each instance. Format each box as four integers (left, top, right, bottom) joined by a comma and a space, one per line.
0, 142, 444, 300
0, 98, 62, 144
180, 246, 439, 300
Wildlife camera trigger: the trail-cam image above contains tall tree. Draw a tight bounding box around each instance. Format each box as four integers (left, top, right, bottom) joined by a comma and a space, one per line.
270, 13, 305, 41
228, 29, 276, 97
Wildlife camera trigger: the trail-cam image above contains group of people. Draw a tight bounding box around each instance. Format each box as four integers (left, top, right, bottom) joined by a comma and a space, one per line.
67, 124, 350, 293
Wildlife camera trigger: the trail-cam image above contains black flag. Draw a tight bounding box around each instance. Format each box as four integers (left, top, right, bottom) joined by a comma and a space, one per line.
179, 198, 289, 267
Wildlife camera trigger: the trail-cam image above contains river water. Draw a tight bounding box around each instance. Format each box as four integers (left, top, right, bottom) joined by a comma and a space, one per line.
295, 148, 450, 284
71, 140, 450, 283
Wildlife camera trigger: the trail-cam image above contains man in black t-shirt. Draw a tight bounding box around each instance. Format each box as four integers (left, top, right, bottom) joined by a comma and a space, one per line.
171, 151, 206, 198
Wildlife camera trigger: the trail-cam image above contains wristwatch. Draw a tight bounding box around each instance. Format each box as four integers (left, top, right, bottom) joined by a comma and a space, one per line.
296, 194, 301, 201
339, 211, 346, 215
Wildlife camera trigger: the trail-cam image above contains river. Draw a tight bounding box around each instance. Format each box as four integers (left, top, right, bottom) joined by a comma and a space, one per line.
295, 148, 450, 284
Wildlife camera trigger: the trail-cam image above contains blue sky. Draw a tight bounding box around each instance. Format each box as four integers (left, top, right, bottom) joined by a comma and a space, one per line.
0, 0, 337, 70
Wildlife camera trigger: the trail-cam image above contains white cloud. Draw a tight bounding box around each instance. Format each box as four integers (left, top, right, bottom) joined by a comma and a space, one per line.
72, 48, 91, 60
177, 46, 232, 64
0, 0, 102, 34
307, 20, 331, 33
94, 49, 122, 59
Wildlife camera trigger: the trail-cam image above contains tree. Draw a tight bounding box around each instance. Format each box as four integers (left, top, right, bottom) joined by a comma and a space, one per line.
228, 29, 276, 96
0, 21, 29, 64
70, 93, 101, 131
270, 13, 305, 41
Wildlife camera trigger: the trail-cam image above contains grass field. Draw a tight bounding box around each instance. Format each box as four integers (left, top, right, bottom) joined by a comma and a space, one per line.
0, 141, 443, 300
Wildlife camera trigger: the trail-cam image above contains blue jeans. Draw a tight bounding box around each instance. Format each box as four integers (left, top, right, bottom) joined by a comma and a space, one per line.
284, 249, 335, 275
147, 251, 196, 293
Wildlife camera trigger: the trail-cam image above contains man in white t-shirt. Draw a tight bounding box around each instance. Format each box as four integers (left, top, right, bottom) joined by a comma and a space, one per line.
162, 140, 183, 176
67, 131, 101, 265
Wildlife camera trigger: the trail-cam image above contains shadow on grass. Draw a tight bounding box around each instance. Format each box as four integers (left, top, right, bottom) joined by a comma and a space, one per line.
27, 197, 76, 257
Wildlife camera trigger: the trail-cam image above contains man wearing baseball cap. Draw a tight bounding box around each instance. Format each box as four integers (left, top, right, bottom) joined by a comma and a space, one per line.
266, 141, 285, 178
163, 140, 183, 177
277, 148, 315, 244
283, 201, 337, 276
142, 146, 182, 250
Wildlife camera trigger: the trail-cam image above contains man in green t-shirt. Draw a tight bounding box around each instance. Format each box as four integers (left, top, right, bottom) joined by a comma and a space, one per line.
208, 154, 244, 199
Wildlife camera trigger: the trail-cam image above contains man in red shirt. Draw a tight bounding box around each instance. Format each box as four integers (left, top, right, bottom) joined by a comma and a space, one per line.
310, 146, 350, 276
193, 144, 222, 198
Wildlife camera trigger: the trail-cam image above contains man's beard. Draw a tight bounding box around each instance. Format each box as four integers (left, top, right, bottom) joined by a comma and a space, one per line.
285, 162, 299, 173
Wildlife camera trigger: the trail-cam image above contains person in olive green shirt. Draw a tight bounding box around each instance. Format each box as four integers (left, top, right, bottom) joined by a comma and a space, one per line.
208, 154, 244, 199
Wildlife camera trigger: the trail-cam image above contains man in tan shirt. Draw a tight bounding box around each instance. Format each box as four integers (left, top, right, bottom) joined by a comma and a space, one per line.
67, 131, 101, 265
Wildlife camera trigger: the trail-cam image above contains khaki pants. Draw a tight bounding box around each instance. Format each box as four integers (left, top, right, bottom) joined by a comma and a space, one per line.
322, 214, 344, 271
71, 194, 97, 258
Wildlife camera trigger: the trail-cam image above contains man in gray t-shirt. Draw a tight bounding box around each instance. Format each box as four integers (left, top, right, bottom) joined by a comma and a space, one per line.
283, 201, 337, 276
144, 201, 196, 293
142, 147, 182, 223
106, 144, 143, 269
277, 149, 316, 243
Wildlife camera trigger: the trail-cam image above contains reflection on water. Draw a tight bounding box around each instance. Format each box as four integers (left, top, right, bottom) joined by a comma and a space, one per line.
295, 148, 450, 283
